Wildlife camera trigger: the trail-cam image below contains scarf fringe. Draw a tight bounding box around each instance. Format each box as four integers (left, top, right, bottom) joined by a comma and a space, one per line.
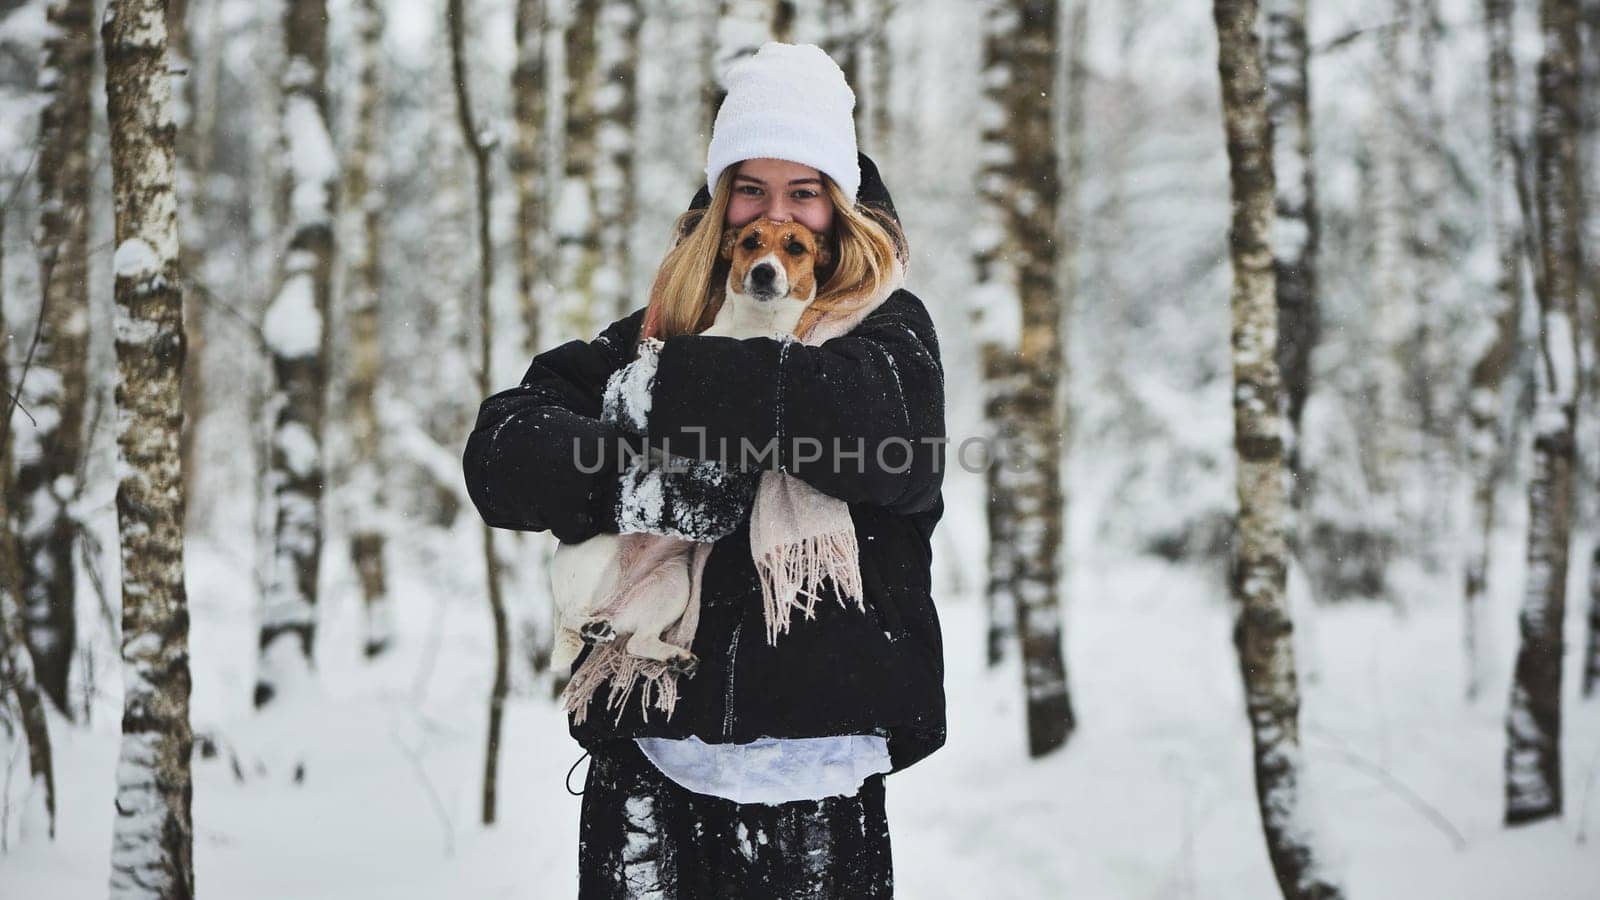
755, 524, 865, 646
560, 640, 683, 727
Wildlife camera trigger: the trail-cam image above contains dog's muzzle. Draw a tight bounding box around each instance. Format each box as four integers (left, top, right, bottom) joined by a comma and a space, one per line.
746, 262, 784, 300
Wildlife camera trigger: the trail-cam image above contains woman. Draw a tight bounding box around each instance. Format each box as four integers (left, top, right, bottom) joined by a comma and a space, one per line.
463, 42, 945, 898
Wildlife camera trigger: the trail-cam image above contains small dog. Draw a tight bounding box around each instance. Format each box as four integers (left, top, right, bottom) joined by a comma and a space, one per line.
548, 217, 832, 677
702, 217, 832, 338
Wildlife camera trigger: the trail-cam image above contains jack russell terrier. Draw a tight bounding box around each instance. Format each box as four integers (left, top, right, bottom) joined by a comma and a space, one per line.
548, 217, 834, 678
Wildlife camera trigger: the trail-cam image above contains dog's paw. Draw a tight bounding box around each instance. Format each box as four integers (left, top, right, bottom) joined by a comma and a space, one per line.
667, 652, 699, 679
579, 620, 617, 644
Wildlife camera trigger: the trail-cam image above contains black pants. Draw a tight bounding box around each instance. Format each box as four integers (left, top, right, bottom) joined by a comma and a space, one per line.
576, 738, 894, 899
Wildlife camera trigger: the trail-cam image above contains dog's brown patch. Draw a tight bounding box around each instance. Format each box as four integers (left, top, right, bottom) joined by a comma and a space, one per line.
721, 218, 829, 301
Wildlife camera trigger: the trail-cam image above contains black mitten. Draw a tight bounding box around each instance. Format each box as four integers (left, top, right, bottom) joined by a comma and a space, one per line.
611, 443, 763, 542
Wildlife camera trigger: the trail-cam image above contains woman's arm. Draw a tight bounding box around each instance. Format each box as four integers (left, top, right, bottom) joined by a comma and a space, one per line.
462, 309, 645, 542
612, 290, 946, 515
462, 307, 760, 543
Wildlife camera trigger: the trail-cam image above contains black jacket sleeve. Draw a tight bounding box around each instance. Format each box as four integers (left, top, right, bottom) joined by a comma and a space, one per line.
463, 306, 764, 543
643, 289, 946, 515
462, 308, 648, 543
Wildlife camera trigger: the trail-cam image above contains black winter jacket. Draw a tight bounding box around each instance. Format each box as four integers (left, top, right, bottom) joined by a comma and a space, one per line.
462, 153, 947, 775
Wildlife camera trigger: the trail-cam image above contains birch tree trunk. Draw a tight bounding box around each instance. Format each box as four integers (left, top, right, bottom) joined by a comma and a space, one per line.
247, 0, 285, 656
555, 0, 602, 341
102, 1, 196, 893
1058, 0, 1086, 560
1577, 0, 1600, 701
1263, 0, 1318, 509
1505, 0, 1584, 826
168, 0, 204, 527
1213, 0, 1345, 894
255, 0, 336, 711
1403, 0, 1456, 575
594, 0, 641, 320
170, 0, 221, 538
989, 0, 1086, 669
1464, 0, 1525, 701
18, 0, 95, 718
974, 0, 1074, 757
512, 0, 548, 356
0, 218, 58, 842
345, 0, 392, 659
446, 0, 510, 827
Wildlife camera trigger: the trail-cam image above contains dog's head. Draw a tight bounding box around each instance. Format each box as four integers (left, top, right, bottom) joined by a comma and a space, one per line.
719, 218, 833, 303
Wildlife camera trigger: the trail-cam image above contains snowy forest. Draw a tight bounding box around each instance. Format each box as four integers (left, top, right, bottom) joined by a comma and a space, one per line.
1, 0, 1599, 896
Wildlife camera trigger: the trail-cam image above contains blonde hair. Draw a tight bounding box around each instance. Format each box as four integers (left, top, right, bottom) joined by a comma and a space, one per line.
639, 164, 909, 346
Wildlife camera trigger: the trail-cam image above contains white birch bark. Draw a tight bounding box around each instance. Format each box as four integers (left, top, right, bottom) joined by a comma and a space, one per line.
344, 0, 392, 659
513, 0, 549, 356
0, 214, 58, 843
247, 0, 285, 657
1505, 0, 1583, 827
554, 0, 602, 341
594, 0, 641, 321
974, 0, 1074, 757
18, 0, 95, 718
1263, 0, 1317, 491
168, 0, 222, 537
1463, 0, 1525, 701
1575, 0, 1600, 701
446, 0, 511, 826
168, 0, 203, 520
1213, 0, 1345, 893
255, 0, 336, 711
102, 1, 196, 894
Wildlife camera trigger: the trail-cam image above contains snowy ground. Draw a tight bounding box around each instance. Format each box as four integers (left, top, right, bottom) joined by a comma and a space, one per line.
4, 498, 1599, 898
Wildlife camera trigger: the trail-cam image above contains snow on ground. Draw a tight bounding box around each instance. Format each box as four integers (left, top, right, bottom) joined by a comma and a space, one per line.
3, 503, 1599, 897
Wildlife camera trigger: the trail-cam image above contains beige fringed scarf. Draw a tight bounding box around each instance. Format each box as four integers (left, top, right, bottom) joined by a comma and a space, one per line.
562, 260, 905, 727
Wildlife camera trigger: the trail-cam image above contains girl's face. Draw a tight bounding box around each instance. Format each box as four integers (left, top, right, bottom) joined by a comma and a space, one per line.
724, 158, 836, 235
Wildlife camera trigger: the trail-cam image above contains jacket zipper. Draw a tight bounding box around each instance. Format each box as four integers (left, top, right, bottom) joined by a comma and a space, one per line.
721, 621, 742, 738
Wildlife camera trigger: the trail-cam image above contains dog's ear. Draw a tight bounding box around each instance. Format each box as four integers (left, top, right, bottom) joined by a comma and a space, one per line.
719, 227, 740, 261
813, 232, 834, 270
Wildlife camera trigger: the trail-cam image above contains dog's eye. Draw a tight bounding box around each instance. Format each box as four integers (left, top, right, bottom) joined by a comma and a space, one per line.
742, 236, 761, 251
786, 242, 807, 255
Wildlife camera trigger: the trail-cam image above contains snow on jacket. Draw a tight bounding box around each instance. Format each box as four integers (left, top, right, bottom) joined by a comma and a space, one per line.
462, 152, 948, 775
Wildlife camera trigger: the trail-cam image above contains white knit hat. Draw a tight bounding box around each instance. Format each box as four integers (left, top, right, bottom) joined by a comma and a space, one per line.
705, 42, 861, 204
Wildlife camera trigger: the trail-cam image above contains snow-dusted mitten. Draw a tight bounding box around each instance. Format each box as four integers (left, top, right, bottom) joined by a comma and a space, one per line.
613, 444, 762, 542
601, 336, 663, 435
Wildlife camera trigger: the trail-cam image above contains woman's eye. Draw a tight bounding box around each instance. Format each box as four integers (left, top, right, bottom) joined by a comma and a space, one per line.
786, 242, 806, 255
792, 190, 817, 200
738, 185, 762, 196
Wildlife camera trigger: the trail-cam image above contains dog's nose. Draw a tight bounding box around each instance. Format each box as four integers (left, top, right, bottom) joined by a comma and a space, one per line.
750, 263, 775, 287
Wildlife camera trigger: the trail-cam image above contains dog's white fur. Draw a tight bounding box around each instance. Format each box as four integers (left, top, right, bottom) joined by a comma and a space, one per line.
548, 218, 827, 676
